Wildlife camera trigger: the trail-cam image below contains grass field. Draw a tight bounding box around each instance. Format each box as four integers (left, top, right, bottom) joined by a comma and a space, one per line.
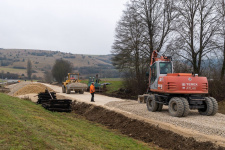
104, 80, 124, 94
80, 78, 124, 94
0, 67, 26, 74
0, 93, 155, 150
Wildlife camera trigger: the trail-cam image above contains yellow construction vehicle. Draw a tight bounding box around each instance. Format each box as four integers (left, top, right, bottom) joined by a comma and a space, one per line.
62, 73, 87, 94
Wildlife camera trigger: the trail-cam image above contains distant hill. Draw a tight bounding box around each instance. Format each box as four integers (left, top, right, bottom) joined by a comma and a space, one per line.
0, 49, 119, 79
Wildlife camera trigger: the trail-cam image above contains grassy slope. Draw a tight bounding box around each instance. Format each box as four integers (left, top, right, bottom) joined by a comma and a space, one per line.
104, 80, 124, 94
0, 49, 112, 78
0, 93, 155, 150
0, 67, 26, 74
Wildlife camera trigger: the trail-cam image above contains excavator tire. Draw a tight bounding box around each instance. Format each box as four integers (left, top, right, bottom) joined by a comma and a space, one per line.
66, 88, 71, 94
62, 86, 66, 93
157, 103, 163, 111
146, 95, 158, 112
180, 97, 190, 117
198, 97, 213, 116
209, 97, 218, 116
79, 90, 84, 94
169, 97, 185, 117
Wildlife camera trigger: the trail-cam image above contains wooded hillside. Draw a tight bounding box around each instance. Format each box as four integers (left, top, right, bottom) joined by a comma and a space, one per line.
0, 49, 119, 79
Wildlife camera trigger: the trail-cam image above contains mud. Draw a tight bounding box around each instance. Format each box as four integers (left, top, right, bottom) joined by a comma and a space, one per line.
101, 90, 137, 100
71, 101, 225, 150
0, 87, 10, 93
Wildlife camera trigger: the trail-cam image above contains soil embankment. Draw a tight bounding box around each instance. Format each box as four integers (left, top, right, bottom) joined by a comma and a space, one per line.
71, 101, 224, 150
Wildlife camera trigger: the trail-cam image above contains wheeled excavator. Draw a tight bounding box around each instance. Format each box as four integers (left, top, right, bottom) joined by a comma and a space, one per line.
138, 50, 218, 117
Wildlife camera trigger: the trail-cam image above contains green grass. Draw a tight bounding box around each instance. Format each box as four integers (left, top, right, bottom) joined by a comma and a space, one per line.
80, 78, 124, 94
104, 81, 124, 94
80, 79, 89, 84
0, 93, 155, 150
0, 67, 26, 74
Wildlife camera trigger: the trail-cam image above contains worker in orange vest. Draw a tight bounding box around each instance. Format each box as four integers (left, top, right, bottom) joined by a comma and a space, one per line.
90, 82, 95, 102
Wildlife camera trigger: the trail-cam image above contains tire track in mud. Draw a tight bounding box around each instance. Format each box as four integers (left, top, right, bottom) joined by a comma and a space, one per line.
71, 101, 225, 150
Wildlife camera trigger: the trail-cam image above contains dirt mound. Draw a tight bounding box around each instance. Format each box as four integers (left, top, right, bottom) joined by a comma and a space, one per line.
0, 88, 10, 93
14, 83, 54, 96
71, 101, 224, 150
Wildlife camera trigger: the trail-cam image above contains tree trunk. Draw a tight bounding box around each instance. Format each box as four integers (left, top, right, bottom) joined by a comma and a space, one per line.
221, 38, 225, 80
193, 55, 199, 74
198, 52, 202, 75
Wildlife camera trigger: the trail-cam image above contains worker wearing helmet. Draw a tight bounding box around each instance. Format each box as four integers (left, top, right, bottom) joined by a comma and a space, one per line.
90, 82, 95, 102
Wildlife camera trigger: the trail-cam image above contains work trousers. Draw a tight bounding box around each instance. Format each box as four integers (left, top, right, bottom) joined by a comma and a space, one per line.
91, 93, 95, 102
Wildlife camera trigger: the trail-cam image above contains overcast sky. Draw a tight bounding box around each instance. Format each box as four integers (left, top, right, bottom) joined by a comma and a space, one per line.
0, 0, 127, 55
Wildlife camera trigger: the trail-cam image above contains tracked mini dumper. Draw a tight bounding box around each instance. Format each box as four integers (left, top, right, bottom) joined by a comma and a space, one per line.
38, 89, 72, 112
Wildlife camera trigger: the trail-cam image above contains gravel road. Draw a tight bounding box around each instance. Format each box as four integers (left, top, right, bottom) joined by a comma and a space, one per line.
7, 82, 225, 147
106, 101, 225, 137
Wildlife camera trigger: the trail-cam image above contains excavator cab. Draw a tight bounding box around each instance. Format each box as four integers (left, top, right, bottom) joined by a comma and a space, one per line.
150, 61, 173, 90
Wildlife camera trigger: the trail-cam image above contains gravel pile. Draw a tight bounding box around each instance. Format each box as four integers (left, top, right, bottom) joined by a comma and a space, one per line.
105, 100, 225, 138
7, 82, 31, 96
14, 83, 54, 96
7, 82, 54, 96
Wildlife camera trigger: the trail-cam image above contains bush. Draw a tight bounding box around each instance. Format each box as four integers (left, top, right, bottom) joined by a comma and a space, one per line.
44, 71, 53, 83
209, 79, 225, 101
122, 71, 148, 96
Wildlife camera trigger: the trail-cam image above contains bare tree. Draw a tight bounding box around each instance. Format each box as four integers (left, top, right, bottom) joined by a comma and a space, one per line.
134, 0, 176, 56
167, 0, 219, 75
44, 71, 53, 83
216, 0, 225, 80
112, 2, 147, 94
112, 0, 175, 94
27, 59, 32, 80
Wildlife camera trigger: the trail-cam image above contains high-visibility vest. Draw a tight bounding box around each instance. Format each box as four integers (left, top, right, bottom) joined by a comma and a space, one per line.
90, 84, 95, 93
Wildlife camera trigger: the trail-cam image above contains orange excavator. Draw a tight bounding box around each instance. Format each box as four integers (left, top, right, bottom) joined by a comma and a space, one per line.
138, 50, 218, 117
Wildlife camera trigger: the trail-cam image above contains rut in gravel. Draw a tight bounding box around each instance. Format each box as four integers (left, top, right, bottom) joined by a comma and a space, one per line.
105, 100, 225, 138
71, 101, 225, 150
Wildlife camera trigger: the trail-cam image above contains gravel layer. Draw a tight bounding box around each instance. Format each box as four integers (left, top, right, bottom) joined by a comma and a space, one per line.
105, 100, 225, 138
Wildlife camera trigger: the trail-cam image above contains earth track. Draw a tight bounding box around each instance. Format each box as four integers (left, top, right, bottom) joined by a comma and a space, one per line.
71, 101, 224, 150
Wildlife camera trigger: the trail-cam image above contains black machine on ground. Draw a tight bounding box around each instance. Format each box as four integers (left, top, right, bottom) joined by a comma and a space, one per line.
37, 89, 72, 112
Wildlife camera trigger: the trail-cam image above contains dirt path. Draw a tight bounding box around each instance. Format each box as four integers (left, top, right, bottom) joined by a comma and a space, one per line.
42, 83, 123, 105
7, 82, 225, 149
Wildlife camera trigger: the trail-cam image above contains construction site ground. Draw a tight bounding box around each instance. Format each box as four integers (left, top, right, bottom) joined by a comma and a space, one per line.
6, 82, 225, 150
